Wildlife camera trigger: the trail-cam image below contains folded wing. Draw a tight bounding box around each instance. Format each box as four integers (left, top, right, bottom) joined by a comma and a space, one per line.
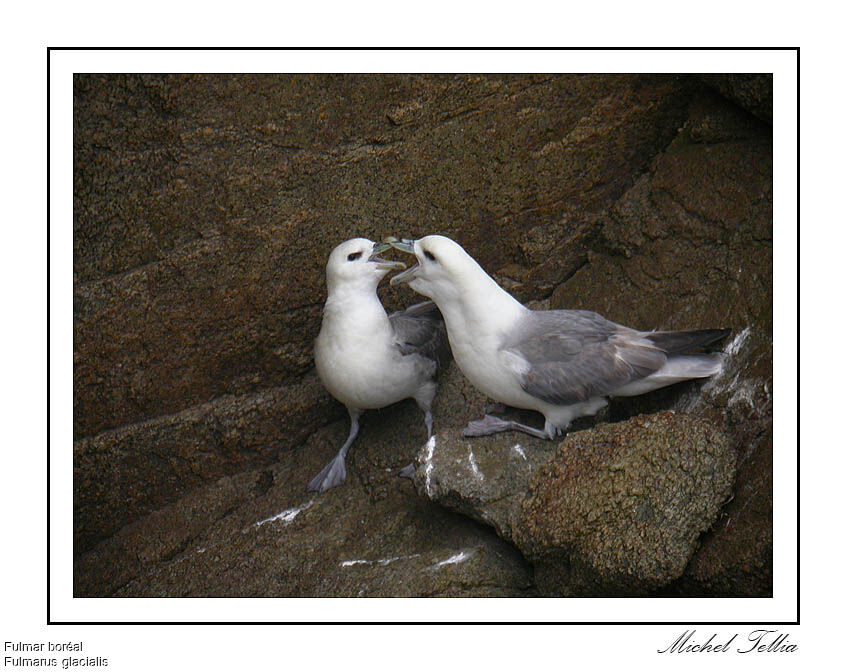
389, 300, 452, 371
505, 310, 669, 405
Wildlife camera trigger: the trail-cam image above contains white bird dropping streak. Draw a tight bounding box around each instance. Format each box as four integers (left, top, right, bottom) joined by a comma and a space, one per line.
340, 553, 421, 568
724, 326, 752, 359
467, 445, 484, 481
254, 500, 314, 527
684, 325, 754, 411
512, 444, 527, 460
423, 435, 437, 496
340, 559, 368, 567
435, 550, 472, 568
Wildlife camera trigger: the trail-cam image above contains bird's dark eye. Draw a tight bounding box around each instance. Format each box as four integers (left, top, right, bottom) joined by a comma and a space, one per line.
347, 251, 362, 261
424, 250, 436, 262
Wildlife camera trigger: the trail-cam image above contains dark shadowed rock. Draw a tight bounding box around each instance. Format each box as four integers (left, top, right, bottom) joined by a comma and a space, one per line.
73, 373, 342, 552
672, 428, 772, 596
75, 390, 534, 598
700, 74, 773, 123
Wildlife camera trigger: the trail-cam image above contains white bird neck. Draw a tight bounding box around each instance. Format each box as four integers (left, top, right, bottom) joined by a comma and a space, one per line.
441, 267, 528, 339
322, 283, 391, 333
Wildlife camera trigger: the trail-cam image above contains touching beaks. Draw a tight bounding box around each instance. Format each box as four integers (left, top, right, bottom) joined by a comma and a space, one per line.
383, 237, 419, 285
368, 242, 406, 271
385, 237, 416, 254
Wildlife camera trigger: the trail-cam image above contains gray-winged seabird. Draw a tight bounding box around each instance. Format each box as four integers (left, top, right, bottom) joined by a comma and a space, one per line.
309, 238, 450, 492
389, 234, 729, 440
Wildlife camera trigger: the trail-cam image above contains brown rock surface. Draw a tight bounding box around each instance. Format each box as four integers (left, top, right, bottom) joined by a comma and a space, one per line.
75, 408, 534, 597
515, 412, 735, 596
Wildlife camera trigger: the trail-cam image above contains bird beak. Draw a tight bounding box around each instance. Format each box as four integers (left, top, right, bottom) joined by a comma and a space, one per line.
389, 262, 420, 286
368, 242, 406, 271
384, 237, 419, 285
384, 236, 416, 254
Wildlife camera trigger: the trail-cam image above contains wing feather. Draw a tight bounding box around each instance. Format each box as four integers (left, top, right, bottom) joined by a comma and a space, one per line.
504, 310, 667, 404
388, 300, 452, 371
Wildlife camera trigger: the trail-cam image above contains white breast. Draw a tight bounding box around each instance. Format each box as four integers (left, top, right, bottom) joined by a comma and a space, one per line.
315, 299, 425, 410
443, 301, 540, 411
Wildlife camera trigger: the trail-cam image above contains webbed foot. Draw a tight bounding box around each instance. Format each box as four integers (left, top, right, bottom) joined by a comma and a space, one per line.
307, 454, 347, 493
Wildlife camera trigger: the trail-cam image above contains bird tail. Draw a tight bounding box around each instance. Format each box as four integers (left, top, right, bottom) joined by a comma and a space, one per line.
644, 328, 731, 354
663, 353, 725, 378
612, 353, 724, 397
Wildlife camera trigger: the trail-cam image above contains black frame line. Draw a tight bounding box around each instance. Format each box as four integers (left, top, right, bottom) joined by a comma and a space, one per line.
52, 46, 798, 626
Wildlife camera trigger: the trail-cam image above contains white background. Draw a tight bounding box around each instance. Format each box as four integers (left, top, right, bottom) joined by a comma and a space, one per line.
2, 2, 823, 668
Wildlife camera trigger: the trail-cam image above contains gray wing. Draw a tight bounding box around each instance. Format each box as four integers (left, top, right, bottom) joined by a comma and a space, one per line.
389, 300, 452, 372
504, 310, 667, 404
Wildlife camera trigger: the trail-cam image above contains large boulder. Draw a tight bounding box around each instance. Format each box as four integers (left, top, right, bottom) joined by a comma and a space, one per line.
515, 412, 735, 596
405, 410, 735, 596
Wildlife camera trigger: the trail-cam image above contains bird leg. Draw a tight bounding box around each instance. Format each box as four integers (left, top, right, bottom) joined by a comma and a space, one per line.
397, 403, 434, 481
423, 408, 434, 438
462, 414, 551, 440
307, 408, 362, 493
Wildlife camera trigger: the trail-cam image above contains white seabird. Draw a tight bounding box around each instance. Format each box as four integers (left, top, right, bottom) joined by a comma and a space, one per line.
389, 235, 729, 440
309, 238, 450, 493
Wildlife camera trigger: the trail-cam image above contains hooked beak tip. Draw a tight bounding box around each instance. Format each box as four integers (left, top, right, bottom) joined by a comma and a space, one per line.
368, 241, 406, 270
387, 238, 416, 254
389, 264, 419, 286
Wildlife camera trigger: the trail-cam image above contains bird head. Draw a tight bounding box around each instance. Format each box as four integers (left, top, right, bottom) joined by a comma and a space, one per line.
325, 238, 406, 293
388, 235, 481, 304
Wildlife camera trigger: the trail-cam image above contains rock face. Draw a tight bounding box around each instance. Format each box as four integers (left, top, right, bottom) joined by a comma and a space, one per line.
700, 74, 773, 123
74, 73, 694, 440
516, 412, 735, 596
75, 418, 534, 597
73, 373, 339, 553
76, 479, 535, 598
73, 73, 773, 597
